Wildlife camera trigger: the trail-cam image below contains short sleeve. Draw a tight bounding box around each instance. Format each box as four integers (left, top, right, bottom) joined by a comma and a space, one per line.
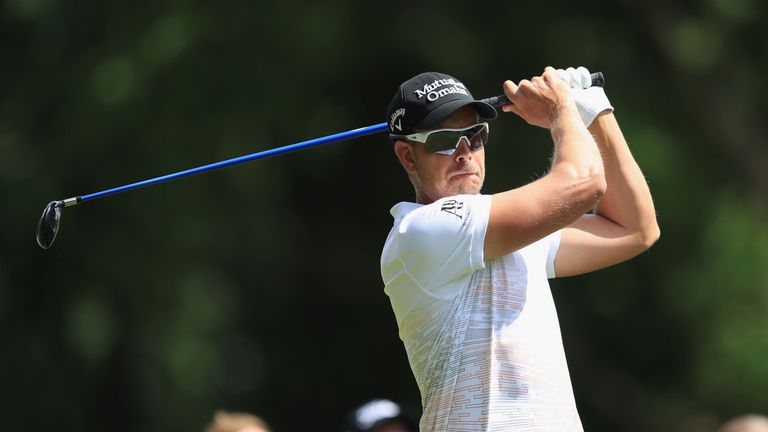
392, 194, 491, 294
545, 230, 562, 279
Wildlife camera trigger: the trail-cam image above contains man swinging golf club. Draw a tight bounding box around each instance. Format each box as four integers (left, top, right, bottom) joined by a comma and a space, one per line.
380, 66, 660, 431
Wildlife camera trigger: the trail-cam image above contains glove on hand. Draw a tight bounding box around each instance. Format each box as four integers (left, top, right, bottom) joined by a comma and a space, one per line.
557, 66, 613, 126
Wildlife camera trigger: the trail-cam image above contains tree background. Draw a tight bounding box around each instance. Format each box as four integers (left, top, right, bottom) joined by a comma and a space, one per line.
1, 0, 766, 430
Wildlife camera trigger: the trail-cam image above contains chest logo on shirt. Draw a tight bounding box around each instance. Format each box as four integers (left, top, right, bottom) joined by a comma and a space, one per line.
441, 199, 464, 219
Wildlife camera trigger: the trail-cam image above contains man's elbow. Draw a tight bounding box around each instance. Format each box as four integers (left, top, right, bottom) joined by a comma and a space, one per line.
638, 222, 661, 250
580, 170, 607, 210
591, 173, 608, 201
556, 162, 607, 207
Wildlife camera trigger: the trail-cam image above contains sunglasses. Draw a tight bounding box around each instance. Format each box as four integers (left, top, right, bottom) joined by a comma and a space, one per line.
391, 122, 490, 155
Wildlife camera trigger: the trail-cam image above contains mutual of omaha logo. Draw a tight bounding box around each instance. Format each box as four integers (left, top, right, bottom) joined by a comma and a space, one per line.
414, 78, 469, 102
441, 199, 464, 219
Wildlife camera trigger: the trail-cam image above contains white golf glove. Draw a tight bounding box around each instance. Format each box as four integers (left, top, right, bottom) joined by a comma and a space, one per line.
556, 66, 613, 126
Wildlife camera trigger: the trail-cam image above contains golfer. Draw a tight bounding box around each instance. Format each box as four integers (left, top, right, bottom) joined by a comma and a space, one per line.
380, 66, 659, 431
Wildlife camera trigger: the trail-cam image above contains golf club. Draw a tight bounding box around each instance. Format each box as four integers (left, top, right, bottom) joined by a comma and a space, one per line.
36, 72, 604, 249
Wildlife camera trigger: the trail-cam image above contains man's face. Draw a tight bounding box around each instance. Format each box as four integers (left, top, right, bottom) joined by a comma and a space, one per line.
395, 106, 486, 204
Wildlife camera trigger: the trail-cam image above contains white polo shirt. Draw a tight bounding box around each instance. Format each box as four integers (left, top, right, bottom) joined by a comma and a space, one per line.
380, 194, 583, 431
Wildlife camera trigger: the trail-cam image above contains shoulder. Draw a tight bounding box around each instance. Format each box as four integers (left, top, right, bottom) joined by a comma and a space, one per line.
396, 194, 492, 235
382, 195, 493, 292
383, 194, 492, 269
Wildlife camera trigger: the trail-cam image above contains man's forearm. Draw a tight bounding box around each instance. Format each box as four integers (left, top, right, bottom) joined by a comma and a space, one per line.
589, 113, 659, 244
550, 105, 605, 182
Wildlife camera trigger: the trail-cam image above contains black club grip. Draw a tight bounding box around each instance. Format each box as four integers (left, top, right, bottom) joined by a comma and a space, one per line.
480, 72, 605, 109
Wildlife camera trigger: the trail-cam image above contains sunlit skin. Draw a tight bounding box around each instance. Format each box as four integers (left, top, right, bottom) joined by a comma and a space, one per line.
237, 427, 269, 432
394, 106, 484, 204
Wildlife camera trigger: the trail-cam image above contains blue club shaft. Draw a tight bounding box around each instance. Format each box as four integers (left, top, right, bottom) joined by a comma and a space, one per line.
59, 72, 606, 207
60, 122, 389, 207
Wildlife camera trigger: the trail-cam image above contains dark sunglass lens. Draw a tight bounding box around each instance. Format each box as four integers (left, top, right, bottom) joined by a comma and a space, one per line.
424, 130, 461, 153
424, 124, 488, 154
468, 125, 488, 151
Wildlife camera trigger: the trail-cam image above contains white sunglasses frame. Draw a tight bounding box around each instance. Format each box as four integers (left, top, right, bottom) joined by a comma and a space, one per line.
390, 122, 490, 155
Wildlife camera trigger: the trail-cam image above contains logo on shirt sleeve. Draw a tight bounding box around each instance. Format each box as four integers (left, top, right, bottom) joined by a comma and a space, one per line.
441, 199, 464, 219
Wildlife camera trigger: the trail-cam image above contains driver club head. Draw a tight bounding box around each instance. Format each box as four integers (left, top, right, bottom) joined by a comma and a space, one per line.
36, 201, 63, 249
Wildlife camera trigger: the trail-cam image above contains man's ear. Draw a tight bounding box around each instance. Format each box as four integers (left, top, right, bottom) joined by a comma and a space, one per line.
394, 140, 418, 174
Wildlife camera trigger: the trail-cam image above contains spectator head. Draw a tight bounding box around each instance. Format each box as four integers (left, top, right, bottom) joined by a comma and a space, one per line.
344, 399, 419, 432
718, 414, 768, 432
205, 410, 271, 432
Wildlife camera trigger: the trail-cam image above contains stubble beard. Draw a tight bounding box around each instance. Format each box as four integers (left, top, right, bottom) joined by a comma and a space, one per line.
450, 174, 484, 196
412, 173, 484, 203
454, 180, 482, 196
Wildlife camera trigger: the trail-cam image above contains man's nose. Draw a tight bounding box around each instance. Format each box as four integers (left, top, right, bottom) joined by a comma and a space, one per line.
454, 137, 473, 163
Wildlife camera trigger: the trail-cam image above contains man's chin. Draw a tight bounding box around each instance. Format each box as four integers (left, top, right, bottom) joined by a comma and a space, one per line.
449, 181, 482, 196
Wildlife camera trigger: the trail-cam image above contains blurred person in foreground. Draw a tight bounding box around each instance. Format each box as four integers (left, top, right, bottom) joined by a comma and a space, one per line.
205, 410, 271, 432
381, 66, 660, 431
718, 415, 768, 432
344, 399, 419, 432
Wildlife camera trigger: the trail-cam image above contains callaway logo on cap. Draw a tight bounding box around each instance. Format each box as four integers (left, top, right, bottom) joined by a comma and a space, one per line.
386, 72, 497, 136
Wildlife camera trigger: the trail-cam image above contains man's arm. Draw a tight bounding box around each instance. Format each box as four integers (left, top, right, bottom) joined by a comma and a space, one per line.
554, 112, 660, 277
484, 67, 607, 260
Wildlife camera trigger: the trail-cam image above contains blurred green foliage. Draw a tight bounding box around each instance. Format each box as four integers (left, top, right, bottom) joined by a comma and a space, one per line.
1, 0, 766, 431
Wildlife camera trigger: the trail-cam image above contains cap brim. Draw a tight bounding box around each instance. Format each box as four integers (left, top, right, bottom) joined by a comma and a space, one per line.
417, 99, 498, 130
